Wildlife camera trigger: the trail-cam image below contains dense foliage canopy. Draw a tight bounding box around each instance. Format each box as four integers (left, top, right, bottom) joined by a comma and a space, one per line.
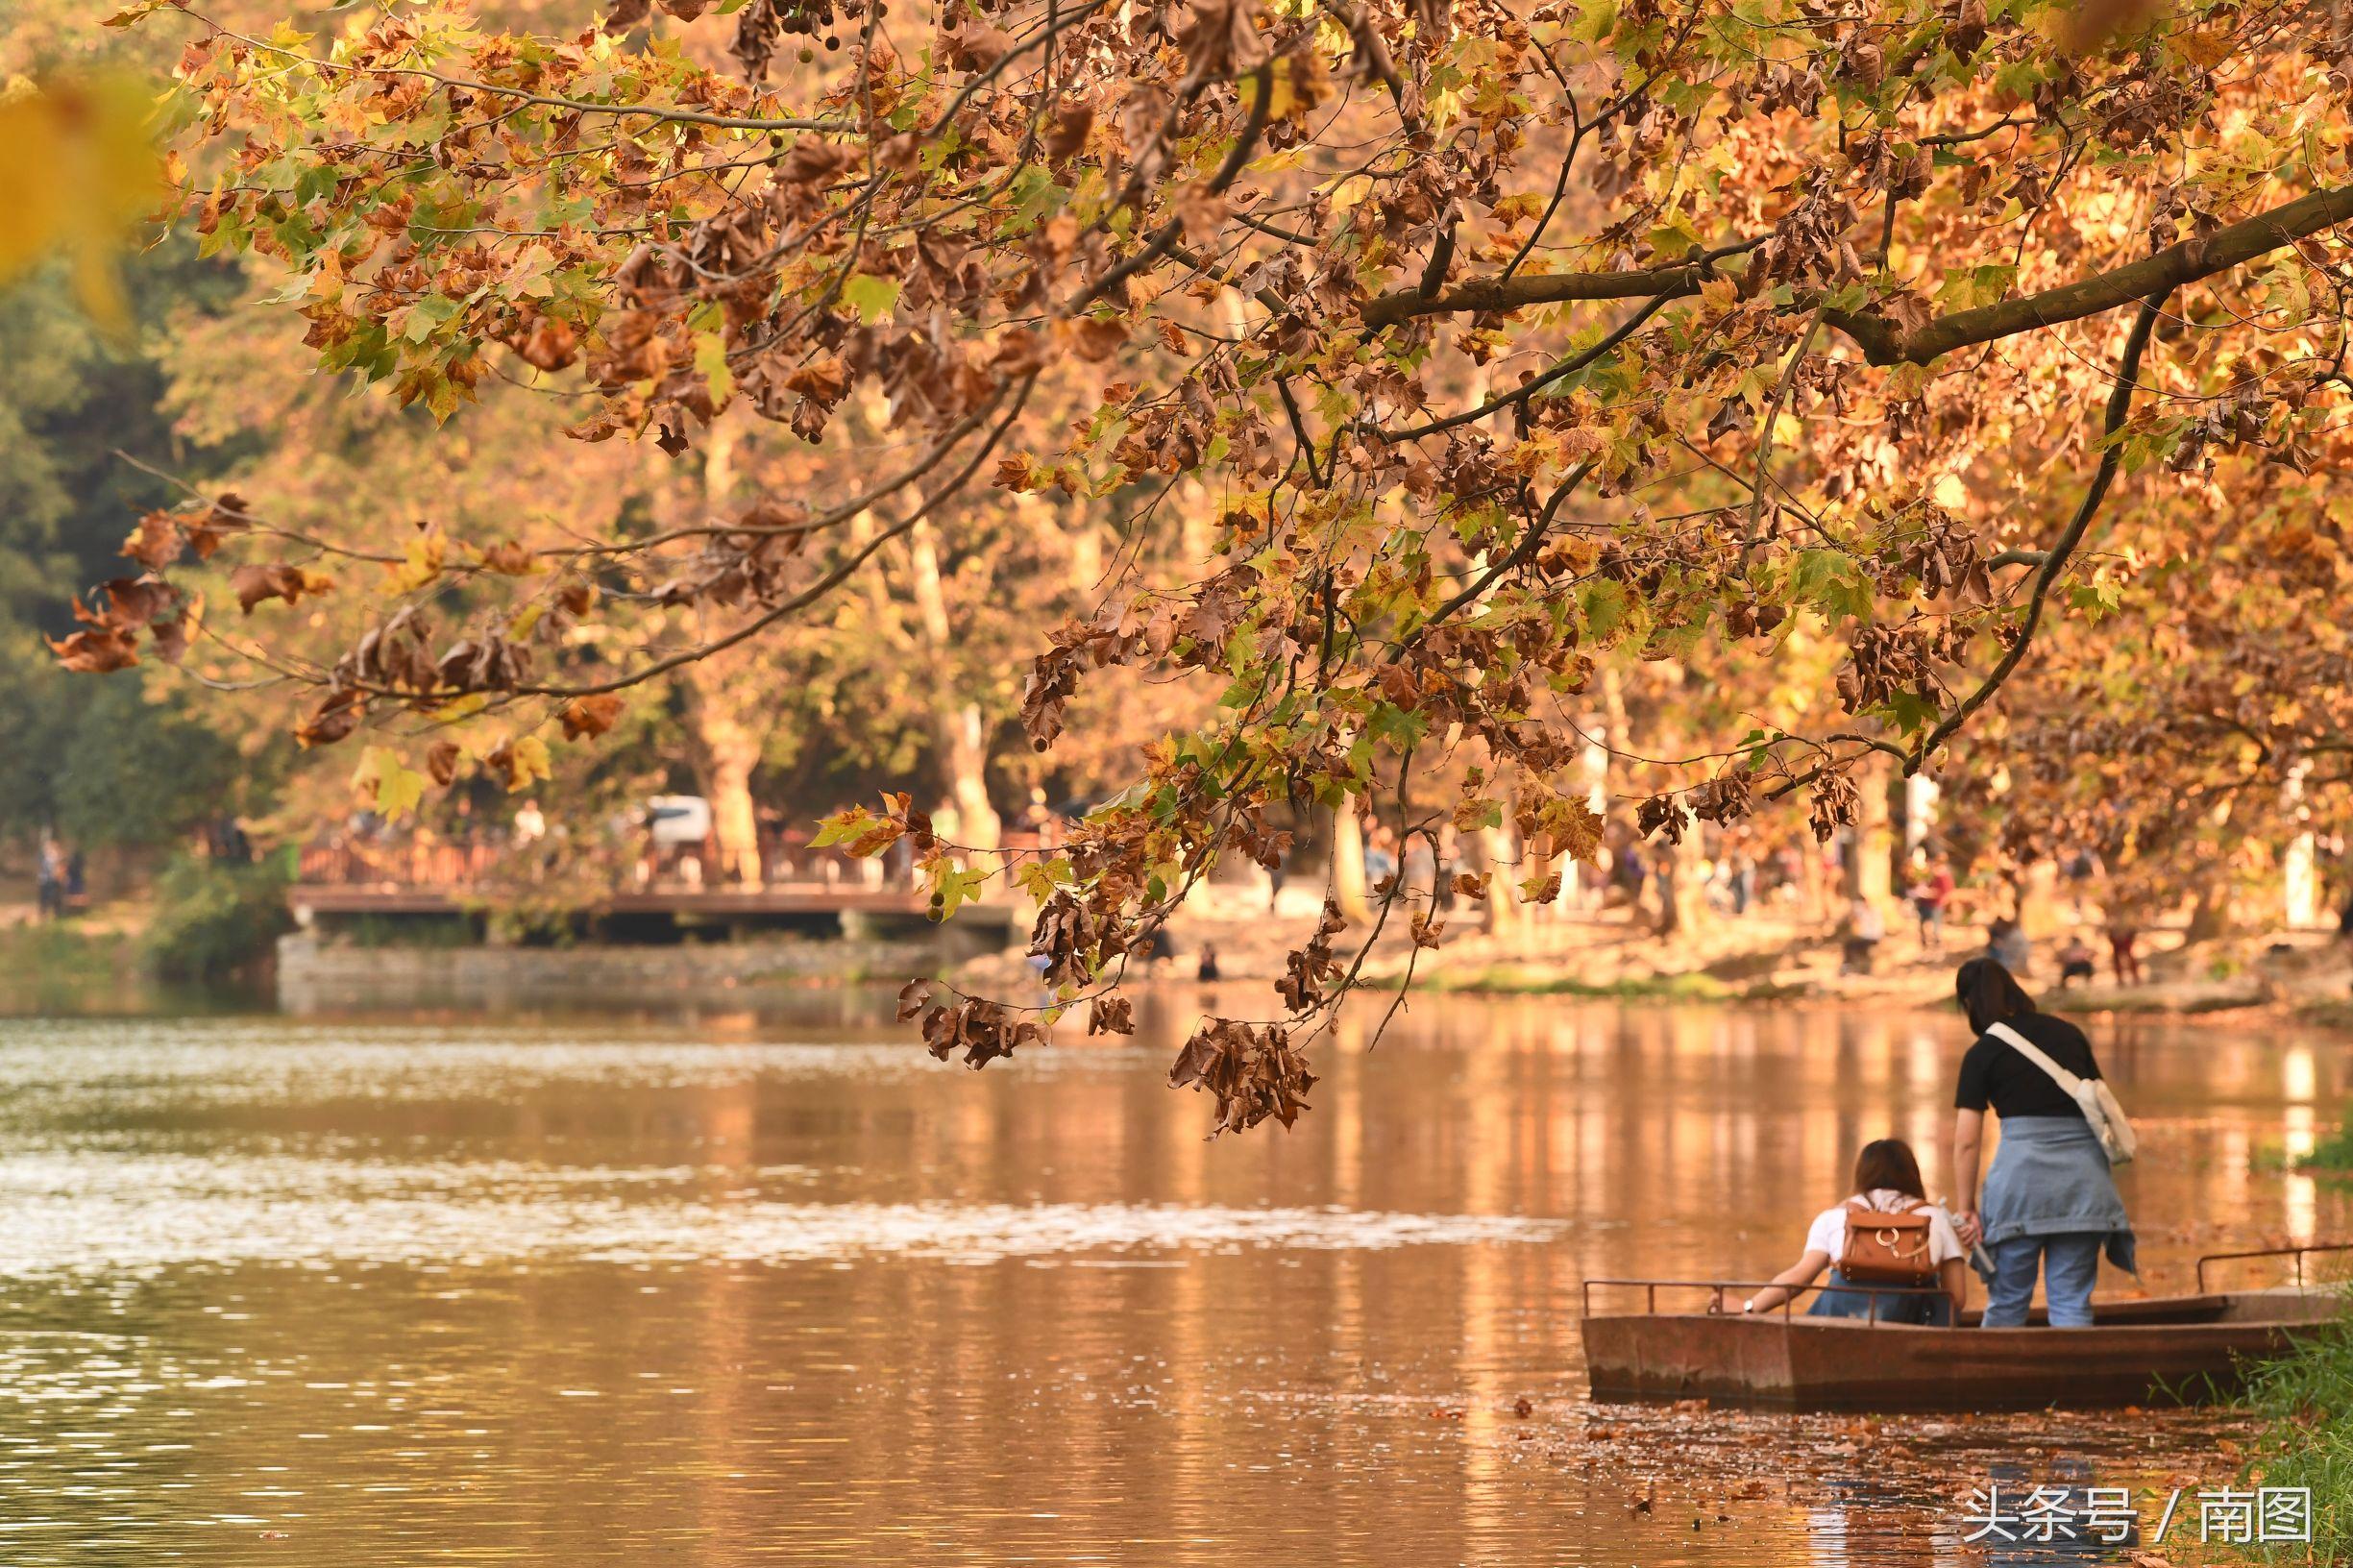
37, 0, 2353, 1126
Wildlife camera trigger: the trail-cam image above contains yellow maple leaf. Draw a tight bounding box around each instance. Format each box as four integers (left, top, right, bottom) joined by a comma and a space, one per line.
0, 75, 164, 335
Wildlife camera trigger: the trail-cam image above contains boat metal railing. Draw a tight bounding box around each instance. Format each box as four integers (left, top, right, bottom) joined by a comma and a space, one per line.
1581, 1277, 1949, 1327
2194, 1240, 2353, 1293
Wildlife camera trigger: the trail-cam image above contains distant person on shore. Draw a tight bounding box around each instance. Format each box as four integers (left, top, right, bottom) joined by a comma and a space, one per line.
1985, 916, 2030, 974
1608, 841, 1646, 909
2340, 897, 2353, 993
1402, 833, 1435, 903
1948, 958, 2136, 1328
35, 834, 66, 920
1196, 943, 1220, 982
1910, 859, 1954, 954
2105, 919, 2143, 987
206, 814, 253, 862
2062, 847, 2101, 919
1840, 894, 1884, 974
1737, 1139, 1966, 1325
2056, 932, 2097, 988
1728, 846, 1757, 916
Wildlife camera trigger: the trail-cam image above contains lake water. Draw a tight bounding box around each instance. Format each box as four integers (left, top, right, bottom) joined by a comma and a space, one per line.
0, 992, 2342, 1564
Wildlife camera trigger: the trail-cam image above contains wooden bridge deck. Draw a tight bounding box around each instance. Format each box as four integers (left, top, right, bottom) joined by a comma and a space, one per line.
287, 883, 952, 919
285, 830, 1046, 925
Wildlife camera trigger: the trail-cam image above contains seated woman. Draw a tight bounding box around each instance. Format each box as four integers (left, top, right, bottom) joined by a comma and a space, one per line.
1737, 1139, 1967, 1324
2056, 932, 2097, 987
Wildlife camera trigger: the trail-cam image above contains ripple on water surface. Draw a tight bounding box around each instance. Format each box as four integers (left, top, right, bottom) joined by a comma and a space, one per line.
0, 1146, 1571, 1277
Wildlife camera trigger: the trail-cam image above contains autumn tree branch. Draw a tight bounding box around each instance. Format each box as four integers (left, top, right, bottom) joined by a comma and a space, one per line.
1375, 298, 1672, 441
1829, 184, 2353, 365
508, 379, 1039, 699
1069, 62, 1277, 313
194, 15, 853, 133
1359, 242, 1758, 328
1360, 184, 2353, 366
1400, 462, 1595, 645
1906, 291, 2171, 770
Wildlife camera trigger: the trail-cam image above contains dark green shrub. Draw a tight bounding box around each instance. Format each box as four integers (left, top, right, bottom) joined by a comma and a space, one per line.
139, 853, 292, 983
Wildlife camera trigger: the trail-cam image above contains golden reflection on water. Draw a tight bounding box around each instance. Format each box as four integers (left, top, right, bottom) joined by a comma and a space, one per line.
0, 996, 2340, 1564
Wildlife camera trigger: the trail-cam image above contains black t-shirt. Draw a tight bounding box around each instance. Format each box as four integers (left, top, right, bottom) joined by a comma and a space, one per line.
1954, 1012, 2102, 1120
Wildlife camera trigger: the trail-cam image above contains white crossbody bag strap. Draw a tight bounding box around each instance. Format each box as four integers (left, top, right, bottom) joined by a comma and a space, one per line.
1986, 1020, 2081, 1091
1986, 1020, 2136, 1165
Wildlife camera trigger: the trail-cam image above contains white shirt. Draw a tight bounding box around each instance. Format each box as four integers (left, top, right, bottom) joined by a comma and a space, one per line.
1802, 1188, 1965, 1266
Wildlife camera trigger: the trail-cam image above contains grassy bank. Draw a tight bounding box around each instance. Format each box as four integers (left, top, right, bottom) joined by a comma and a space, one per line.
0, 857, 290, 1014
2293, 1124, 2353, 1175
2236, 1301, 2353, 1560
0, 920, 147, 1014
0, 921, 137, 987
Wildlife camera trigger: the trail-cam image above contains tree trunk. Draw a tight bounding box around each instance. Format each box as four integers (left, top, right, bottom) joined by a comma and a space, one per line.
1903, 773, 1941, 857
2014, 857, 2064, 944
2287, 832, 2319, 929
1482, 823, 1521, 936
698, 707, 764, 886
1598, 665, 1630, 802
935, 702, 1000, 852
907, 521, 1001, 851
682, 420, 764, 886
681, 678, 765, 885
1569, 717, 1609, 910
2184, 880, 2233, 943
1843, 753, 1895, 902
1655, 813, 1710, 939
1331, 795, 1369, 920
1635, 664, 1712, 941
2285, 762, 2317, 928
1524, 834, 1556, 923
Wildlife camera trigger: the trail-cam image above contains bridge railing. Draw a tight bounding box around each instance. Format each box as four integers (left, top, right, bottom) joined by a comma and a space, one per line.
294, 827, 1052, 892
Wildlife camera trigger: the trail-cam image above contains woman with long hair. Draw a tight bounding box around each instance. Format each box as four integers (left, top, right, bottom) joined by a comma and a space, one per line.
1949, 957, 2136, 1327
1739, 1139, 1967, 1324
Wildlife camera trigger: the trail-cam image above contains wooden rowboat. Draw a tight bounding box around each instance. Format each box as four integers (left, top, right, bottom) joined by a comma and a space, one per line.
1582, 1246, 2348, 1412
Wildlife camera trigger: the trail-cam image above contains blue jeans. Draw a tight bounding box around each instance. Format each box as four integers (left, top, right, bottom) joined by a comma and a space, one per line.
1983, 1234, 2104, 1327
1805, 1269, 1953, 1325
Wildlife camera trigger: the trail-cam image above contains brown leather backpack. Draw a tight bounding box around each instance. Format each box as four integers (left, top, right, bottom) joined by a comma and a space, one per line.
1836, 1199, 1938, 1286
